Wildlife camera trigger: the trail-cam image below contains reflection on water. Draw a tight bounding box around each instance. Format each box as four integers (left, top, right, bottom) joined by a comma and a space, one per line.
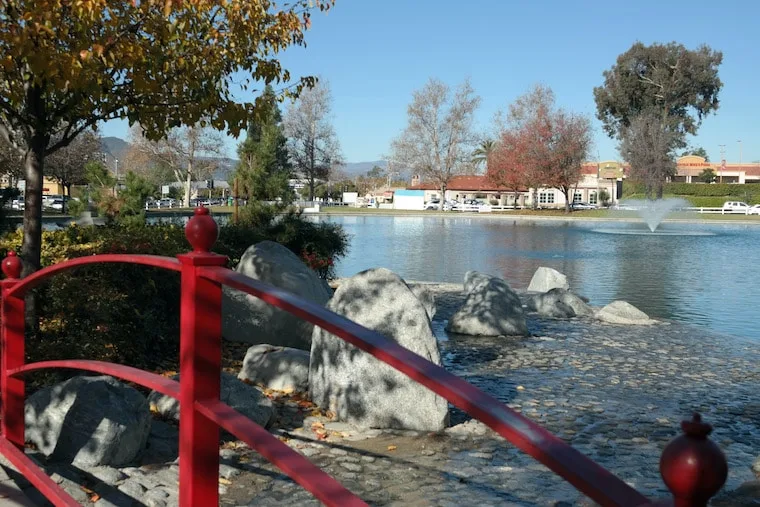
321, 215, 760, 342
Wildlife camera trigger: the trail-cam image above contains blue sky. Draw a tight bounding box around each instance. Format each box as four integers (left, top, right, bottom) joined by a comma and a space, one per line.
100, 0, 760, 164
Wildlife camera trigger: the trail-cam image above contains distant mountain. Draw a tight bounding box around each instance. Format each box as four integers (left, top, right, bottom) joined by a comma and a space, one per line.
339, 160, 388, 176
100, 136, 129, 161
99, 136, 235, 181
99, 137, 406, 182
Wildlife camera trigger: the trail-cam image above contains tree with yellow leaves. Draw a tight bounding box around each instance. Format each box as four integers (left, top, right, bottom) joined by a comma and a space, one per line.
0, 0, 334, 275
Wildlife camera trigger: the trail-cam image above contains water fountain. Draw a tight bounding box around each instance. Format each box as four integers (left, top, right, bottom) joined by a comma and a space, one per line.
623, 197, 690, 232
598, 197, 714, 236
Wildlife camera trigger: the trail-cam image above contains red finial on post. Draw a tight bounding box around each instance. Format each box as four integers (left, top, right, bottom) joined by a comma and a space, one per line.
185, 207, 218, 253
660, 413, 728, 507
2, 251, 22, 279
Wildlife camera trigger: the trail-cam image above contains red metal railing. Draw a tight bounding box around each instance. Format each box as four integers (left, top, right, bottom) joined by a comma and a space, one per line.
0, 208, 728, 506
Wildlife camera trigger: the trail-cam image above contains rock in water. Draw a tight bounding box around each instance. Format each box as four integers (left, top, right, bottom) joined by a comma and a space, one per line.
527, 267, 569, 293
447, 272, 529, 336
309, 268, 448, 431
222, 240, 333, 350
238, 344, 310, 392
526, 288, 593, 318
596, 300, 656, 325
464, 270, 493, 294
25, 376, 151, 467
148, 372, 275, 429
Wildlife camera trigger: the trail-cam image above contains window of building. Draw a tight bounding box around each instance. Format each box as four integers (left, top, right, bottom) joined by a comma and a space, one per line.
589, 191, 597, 205
539, 192, 555, 204
573, 191, 583, 203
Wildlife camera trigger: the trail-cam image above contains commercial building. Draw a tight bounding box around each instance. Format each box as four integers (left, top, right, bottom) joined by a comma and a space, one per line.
671, 155, 760, 183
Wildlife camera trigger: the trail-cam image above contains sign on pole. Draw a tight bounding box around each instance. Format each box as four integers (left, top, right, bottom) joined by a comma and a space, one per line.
162, 185, 170, 195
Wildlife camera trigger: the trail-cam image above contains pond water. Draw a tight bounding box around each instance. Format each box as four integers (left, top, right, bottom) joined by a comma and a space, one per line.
317, 215, 760, 343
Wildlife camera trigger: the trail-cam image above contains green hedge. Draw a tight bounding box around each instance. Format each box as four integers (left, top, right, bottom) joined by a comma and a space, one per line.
623, 181, 760, 203
0, 212, 348, 384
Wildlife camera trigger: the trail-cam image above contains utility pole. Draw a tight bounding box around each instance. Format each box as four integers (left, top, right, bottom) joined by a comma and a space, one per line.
738, 140, 743, 166
719, 145, 726, 183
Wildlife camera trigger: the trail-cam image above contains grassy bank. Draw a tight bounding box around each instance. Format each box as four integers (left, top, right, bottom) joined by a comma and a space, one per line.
315, 206, 760, 222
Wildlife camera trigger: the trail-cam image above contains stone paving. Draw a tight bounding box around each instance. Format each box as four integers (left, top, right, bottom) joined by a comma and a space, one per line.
3, 283, 760, 505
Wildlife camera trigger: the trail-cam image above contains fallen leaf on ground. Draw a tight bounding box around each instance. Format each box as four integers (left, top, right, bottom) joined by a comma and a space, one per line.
219, 478, 232, 485
387, 445, 397, 451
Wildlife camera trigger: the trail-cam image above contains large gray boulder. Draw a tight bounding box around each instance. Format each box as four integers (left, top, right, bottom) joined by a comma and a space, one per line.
222, 241, 333, 350
238, 344, 310, 392
409, 284, 436, 320
309, 268, 448, 431
464, 270, 492, 294
527, 267, 569, 293
25, 376, 151, 467
148, 372, 275, 429
447, 272, 529, 336
596, 300, 656, 325
526, 288, 593, 318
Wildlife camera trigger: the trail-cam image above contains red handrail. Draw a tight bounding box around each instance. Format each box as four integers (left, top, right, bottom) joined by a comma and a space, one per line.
0, 208, 728, 506
3, 254, 181, 299
200, 266, 648, 506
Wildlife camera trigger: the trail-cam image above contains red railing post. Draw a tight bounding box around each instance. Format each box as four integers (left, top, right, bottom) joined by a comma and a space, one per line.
1, 251, 25, 449
177, 208, 228, 507
660, 413, 728, 507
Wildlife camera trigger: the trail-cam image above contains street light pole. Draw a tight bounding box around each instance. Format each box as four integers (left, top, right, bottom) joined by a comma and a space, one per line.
738, 140, 743, 166
113, 158, 120, 196
719, 145, 726, 183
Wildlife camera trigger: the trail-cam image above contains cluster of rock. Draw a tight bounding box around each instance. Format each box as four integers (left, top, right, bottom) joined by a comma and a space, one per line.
23, 244, 659, 478
24, 241, 448, 476
523, 266, 658, 325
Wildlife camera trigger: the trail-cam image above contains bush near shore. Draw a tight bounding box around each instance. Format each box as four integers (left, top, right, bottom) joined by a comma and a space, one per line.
0, 209, 348, 388
624, 181, 760, 206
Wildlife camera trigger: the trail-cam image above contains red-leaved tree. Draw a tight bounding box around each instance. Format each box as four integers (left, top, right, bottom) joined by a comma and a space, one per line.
489, 85, 591, 212
544, 110, 593, 212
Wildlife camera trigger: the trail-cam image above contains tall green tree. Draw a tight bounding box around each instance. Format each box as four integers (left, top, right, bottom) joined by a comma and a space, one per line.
0, 0, 333, 276
595, 42, 722, 199
235, 86, 292, 202
618, 112, 677, 199
594, 41, 722, 149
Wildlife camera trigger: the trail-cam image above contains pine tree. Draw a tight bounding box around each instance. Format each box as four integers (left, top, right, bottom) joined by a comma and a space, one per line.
235, 86, 292, 202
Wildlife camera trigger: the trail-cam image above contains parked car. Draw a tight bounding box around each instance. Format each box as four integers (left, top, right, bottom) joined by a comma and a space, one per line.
424, 200, 441, 210
11, 198, 24, 210
747, 204, 760, 216
46, 198, 65, 212
570, 202, 597, 210
722, 201, 750, 214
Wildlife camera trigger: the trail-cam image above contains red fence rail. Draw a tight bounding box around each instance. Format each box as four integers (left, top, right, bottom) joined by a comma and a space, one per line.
0, 208, 728, 506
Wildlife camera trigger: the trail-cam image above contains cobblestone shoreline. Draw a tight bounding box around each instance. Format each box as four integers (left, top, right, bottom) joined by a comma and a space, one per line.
3, 283, 759, 506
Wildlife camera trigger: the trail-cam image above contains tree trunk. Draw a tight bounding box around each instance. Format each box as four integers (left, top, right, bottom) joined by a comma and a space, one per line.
439, 184, 446, 211
563, 187, 571, 214
184, 162, 192, 208
20, 134, 47, 334
308, 176, 316, 202
21, 136, 46, 276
